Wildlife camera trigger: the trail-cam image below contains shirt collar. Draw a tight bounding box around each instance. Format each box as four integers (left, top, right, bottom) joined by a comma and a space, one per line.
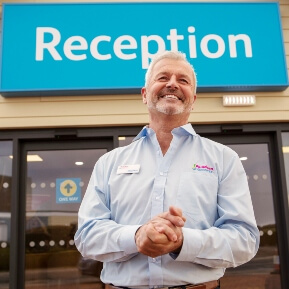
133, 123, 197, 141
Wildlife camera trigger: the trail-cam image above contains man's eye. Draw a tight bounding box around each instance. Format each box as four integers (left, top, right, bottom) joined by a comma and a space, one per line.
158, 76, 169, 81
179, 79, 189, 84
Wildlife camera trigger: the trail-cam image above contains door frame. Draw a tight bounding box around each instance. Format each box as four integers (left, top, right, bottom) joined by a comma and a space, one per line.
10, 136, 113, 289
199, 131, 289, 289
2, 123, 289, 289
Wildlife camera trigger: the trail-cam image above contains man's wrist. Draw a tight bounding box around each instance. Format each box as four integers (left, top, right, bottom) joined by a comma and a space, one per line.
171, 243, 182, 254
169, 241, 183, 259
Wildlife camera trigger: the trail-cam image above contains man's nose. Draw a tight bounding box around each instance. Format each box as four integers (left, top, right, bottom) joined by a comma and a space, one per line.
166, 76, 179, 89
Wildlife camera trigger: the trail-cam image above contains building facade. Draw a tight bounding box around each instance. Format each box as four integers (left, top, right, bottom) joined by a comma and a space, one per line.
0, 0, 289, 289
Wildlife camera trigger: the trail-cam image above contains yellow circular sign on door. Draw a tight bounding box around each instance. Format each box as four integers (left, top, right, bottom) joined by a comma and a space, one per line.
60, 179, 77, 197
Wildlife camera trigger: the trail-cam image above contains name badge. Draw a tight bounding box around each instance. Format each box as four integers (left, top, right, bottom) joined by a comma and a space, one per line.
117, 164, 140, 174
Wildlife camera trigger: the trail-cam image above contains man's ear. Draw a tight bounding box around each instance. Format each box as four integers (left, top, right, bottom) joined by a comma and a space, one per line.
141, 87, 147, 104
190, 94, 197, 111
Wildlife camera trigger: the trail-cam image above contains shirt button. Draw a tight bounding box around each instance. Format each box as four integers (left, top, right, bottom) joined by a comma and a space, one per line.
152, 258, 156, 263
160, 172, 164, 176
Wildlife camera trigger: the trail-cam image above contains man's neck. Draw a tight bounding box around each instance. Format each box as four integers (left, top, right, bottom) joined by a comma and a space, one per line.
148, 115, 188, 155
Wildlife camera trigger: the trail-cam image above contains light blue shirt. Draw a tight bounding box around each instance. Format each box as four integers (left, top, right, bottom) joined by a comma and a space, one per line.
75, 124, 259, 288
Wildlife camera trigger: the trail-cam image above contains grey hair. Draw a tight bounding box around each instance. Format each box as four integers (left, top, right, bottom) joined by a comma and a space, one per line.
144, 50, 197, 94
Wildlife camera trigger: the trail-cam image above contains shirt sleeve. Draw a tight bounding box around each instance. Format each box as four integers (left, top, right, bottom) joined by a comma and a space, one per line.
174, 150, 260, 268
74, 156, 140, 263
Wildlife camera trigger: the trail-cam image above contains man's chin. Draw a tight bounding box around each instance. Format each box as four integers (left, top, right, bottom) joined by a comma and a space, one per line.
156, 106, 184, 115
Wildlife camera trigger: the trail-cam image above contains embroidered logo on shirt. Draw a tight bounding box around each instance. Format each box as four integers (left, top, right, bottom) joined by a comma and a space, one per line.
192, 163, 214, 173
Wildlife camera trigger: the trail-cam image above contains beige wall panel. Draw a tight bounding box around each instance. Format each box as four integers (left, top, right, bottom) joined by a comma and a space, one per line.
283, 29, 289, 42
280, 4, 289, 17
282, 18, 289, 29
194, 96, 289, 113
0, 95, 288, 119
0, 96, 41, 103
0, 99, 147, 118
40, 95, 142, 102
0, 114, 150, 129
0, 95, 288, 128
0, 109, 288, 129
284, 42, 289, 55
189, 111, 289, 124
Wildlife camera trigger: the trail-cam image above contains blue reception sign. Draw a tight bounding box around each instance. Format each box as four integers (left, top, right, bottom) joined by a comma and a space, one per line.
0, 2, 288, 96
56, 178, 81, 204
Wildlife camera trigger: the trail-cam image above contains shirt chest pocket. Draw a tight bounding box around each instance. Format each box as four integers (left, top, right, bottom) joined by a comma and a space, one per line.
176, 171, 219, 229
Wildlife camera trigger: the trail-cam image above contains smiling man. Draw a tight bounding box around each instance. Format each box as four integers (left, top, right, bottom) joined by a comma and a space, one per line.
75, 51, 259, 289
142, 56, 196, 117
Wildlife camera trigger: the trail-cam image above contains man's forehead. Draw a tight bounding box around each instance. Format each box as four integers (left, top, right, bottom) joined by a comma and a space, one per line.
152, 59, 193, 76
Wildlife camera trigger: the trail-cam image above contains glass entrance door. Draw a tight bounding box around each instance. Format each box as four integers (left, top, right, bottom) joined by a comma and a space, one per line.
206, 135, 282, 289
18, 132, 286, 289
22, 140, 112, 289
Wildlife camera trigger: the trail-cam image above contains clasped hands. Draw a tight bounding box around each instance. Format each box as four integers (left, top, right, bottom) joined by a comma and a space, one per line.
135, 206, 186, 258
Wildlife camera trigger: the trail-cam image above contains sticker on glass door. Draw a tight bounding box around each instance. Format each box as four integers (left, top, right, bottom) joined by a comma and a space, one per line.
56, 178, 81, 203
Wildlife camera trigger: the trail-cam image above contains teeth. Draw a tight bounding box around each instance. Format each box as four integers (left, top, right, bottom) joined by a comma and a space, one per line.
163, 94, 178, 100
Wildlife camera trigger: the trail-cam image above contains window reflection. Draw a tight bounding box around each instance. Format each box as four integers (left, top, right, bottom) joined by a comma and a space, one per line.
118, 136, 134, 147
221, 144, 281, 289
0, 141, 13, 289
21, 140, 285, 289
117, 138, 282, 289
25, 149, 106, 289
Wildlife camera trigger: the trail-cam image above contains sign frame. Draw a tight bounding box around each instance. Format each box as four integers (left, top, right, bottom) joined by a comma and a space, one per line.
0, 2, 288, 97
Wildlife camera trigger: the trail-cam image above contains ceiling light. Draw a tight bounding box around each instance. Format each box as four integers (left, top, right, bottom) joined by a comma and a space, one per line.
283, 146, 289, 153
9, 155, 43, 162
75, 161, 84, 166
27, 155, 43, 162
223, 95, 256, 106
118, 136, 126, 141
240, 157, 248, 161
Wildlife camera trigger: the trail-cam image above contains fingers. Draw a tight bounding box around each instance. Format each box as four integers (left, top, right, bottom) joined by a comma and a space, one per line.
158, 207, 185, 228
147, 224, 170, 243
135, 206, 185, 258
135, 223, 168, 257
152, 206, 186, 242
153, 224, 178, 242
169, 205, 182, 216
135, 223, 183, 258
169, 206, 186, 222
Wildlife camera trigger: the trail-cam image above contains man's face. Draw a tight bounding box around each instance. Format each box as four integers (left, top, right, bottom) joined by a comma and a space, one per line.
142, 58, 196, 118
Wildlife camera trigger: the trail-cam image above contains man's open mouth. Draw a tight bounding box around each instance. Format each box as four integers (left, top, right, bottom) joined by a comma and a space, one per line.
161, 94, 182, 100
